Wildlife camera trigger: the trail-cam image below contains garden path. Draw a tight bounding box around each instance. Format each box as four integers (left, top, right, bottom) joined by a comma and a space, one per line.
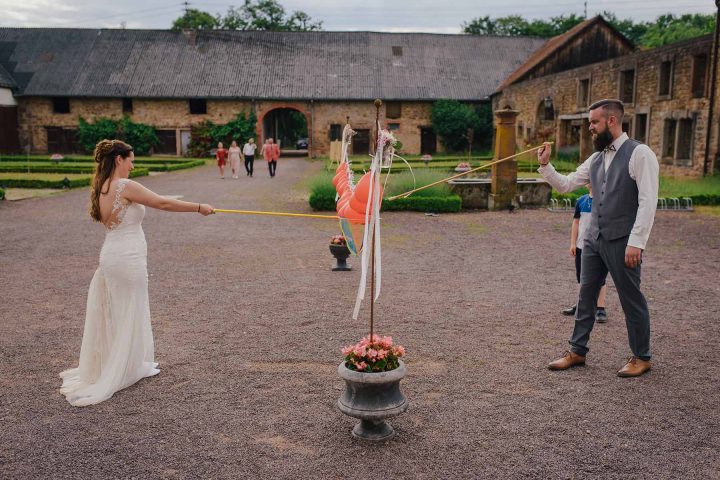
1, 159, 719, 479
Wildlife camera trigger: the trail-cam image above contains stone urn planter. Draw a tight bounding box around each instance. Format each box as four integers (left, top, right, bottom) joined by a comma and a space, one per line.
337, 360, 408, 441
329, 243, 352, 271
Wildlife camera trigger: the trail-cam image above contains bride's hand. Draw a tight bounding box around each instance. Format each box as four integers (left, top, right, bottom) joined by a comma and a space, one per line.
198, 204, 215, 216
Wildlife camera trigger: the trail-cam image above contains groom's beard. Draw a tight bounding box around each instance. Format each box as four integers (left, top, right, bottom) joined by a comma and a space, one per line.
593, 129, 614, 152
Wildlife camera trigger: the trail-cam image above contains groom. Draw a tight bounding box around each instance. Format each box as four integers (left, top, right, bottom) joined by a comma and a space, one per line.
537, 99, 659, 377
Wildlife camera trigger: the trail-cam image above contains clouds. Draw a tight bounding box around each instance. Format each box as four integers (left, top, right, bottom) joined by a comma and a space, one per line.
0, 0, 716, 31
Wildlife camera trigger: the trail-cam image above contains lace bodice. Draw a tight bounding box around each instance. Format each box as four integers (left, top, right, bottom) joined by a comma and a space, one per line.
106, 178, 145, 231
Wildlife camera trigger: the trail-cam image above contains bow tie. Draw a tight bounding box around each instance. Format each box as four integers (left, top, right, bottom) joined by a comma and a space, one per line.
603, 145, 616, 153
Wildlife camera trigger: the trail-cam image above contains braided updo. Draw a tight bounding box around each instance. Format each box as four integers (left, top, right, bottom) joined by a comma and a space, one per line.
89, 139, 134, 222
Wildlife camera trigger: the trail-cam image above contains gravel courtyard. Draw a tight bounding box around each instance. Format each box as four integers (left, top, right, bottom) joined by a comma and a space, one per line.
1, 159, 719, 479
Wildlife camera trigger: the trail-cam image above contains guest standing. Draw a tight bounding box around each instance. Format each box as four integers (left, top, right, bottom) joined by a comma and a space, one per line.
228, 140, 242, 179
261, 138, 274, 177
270, 138, 280, 177
564, 183, 609, 323
243, 138, 257, 177
216, 142, 228, 179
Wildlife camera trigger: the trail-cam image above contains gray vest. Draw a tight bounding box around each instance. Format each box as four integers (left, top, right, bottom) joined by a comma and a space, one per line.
588, 138, 641, 242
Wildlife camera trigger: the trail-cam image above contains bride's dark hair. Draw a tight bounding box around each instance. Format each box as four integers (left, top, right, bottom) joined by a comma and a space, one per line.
89, 139, 133, 222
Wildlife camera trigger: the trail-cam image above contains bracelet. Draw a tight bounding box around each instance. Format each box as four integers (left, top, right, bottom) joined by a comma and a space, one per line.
197, 203, 201, 212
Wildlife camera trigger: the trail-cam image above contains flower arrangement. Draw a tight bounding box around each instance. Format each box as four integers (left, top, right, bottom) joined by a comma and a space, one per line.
342, 334, 406, 373
330, 234, 347, 246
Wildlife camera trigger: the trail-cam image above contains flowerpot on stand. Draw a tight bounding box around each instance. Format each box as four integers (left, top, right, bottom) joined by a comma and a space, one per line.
337, 360, 408, 441
329, 243, 352, 271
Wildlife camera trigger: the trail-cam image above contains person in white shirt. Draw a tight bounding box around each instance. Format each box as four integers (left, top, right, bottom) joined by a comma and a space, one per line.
242, 138, 257, 177
538, 99, 659, 377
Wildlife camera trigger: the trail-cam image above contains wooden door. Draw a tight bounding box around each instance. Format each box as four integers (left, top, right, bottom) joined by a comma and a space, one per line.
420, 127, 436, 154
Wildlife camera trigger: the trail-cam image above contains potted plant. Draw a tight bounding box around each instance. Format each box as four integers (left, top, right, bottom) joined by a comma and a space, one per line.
329, 234, 351, 271
337, 335, 408, 441
454, 161, 471, 172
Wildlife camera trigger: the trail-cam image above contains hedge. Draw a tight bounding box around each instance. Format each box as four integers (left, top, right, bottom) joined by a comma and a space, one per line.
0, 187, 4, 200
308, 185, 462, 212
0, 160, 204, 174
0, 155, 193, 164
382, 195, 462, 212
0, 168, 148, 189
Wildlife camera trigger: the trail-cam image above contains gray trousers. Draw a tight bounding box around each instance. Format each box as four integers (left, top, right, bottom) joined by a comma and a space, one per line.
570, 234, 651, 360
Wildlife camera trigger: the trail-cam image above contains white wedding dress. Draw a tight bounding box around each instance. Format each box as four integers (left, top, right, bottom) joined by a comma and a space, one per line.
60, 178, 159, 406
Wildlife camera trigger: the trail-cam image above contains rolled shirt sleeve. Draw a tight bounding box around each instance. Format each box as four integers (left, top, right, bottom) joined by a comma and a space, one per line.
627, 145, 659, 250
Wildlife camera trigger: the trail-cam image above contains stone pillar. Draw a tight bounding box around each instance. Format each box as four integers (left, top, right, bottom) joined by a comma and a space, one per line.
489, 108, 518, 211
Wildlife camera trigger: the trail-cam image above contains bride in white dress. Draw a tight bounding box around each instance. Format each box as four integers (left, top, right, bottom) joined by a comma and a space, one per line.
60, 139, 215, 407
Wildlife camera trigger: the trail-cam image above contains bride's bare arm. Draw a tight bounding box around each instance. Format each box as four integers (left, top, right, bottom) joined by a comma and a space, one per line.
122, 180, 215, 215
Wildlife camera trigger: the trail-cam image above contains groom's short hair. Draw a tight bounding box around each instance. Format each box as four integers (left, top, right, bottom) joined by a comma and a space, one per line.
589, 99, 624, 120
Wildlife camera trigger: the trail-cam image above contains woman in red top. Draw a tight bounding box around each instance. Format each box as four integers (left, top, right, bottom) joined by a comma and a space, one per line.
215, 142, 228, 178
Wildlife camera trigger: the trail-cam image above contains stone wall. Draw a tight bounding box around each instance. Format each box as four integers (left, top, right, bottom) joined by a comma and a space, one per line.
494, 35, 718, 176
16, 96, 440, 156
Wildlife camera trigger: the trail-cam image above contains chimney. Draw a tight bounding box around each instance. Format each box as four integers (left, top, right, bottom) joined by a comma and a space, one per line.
182, 29, 197, 46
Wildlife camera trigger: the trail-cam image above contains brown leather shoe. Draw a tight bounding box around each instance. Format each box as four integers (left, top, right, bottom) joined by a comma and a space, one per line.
548, 351, 586, 370
617, 357, 651, 377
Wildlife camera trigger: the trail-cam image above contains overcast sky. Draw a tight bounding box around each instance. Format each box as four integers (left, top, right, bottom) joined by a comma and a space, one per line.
0, 0, 716, 32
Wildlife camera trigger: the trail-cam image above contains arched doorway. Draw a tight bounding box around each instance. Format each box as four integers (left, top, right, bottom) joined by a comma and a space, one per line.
262, 108, 308, 154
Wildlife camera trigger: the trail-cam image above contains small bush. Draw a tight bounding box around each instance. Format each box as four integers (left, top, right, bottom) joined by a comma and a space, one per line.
0, 168, 148, 189
0, 187, 4, 200
307, 170, 462, 212
382, 195, 462, 212
78, 116, 159, 155
187, 112, 257, 158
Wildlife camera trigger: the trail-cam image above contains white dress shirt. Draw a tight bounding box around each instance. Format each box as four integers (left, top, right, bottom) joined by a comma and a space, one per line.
538, 132, 659, 250
243, 143, 257, 156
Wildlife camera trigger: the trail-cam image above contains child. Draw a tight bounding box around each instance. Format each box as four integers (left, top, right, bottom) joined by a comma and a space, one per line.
563, 184, 608, 323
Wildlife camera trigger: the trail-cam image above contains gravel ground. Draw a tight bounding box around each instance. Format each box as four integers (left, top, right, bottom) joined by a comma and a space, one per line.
1, 159, 719, 479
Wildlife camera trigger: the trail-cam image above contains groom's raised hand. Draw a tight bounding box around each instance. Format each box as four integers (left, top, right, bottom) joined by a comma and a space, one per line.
537, 143, 552, 166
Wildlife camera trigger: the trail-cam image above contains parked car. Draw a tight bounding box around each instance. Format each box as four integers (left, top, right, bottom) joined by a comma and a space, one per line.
296, 138, 309, 149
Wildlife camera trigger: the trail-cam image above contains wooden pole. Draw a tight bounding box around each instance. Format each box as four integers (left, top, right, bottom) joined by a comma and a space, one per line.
370, 99, 382, 342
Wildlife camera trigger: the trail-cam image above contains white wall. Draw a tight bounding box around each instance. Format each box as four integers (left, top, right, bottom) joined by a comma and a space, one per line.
0, 88, 17, 106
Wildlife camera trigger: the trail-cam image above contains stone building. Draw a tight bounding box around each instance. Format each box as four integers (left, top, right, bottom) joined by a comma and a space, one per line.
0, 28, 544, 156
493, 16, 719, 176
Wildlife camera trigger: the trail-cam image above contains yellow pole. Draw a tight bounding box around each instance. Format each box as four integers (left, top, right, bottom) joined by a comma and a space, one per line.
386, 143, 552, 201
214, 209, 339, 220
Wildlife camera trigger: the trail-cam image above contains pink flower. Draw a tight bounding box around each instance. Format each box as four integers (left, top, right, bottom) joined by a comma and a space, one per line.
367, 348, 378, 359
341, 346, 353, 356
393, 345, 406, 357
376, 349, 387, 359
355, 361, 367, 371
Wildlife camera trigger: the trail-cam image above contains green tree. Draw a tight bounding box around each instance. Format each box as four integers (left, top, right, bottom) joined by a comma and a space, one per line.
431, 100, 481, 152
463, 14, 584, 37
601, 11, 650, 45
463, 12, 715, 48
220, 0, 322, 31
639, 14, 715, 48
187, 112, 258, 158
171, 8, 220, 31
472, 103, 494, 151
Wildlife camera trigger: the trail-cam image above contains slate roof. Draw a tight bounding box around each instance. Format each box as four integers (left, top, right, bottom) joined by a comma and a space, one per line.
0, 63, 15, 89
0, 28, 545, 101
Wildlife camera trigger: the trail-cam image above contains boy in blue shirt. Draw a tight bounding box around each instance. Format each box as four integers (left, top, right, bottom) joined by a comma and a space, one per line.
563, 184, 608, 323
